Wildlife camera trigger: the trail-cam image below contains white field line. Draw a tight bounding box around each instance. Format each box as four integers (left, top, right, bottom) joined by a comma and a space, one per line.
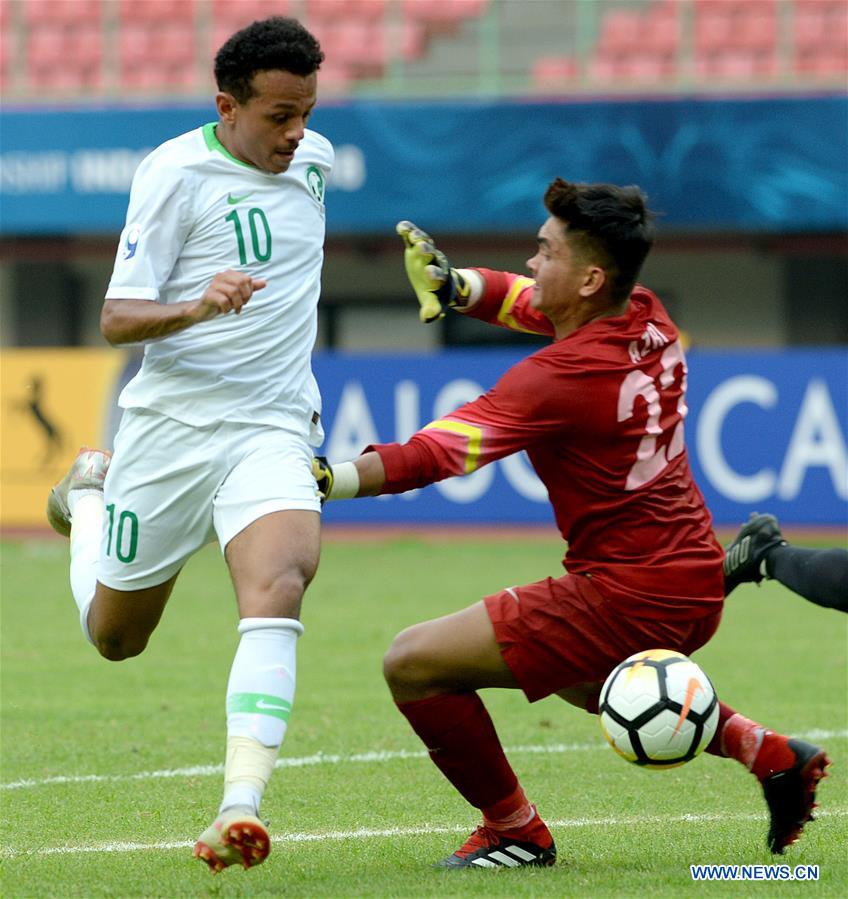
2, 729, 846, 792
1, 809, 846, 860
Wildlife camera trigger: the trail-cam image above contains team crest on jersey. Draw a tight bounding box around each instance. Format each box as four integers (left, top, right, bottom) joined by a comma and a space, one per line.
306, 165, 325, 204
122, 223, 142, 260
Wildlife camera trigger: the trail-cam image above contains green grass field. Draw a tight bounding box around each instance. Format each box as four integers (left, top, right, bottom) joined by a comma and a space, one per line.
1, 533, 846, 898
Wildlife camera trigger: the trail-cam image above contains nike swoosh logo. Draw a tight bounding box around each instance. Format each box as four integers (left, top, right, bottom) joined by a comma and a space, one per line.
227, 192, 254, 205
673, 677, 705, 735
255, 699, 290, 711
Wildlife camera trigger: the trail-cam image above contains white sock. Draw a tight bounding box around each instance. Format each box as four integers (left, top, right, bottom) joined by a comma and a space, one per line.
220, 617, 304, 814
68, 490, 103, 646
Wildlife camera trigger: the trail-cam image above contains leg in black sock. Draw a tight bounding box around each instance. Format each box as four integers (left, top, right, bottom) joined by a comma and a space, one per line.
767, 545, 848, 612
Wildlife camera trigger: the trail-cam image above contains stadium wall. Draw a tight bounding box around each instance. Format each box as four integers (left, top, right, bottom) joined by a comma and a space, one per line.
1, 96, 846, 235
2, 347, 845, 530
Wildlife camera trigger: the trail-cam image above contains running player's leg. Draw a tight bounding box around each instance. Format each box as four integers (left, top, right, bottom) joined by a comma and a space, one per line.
193, 428, 320, 873
88, 411, 219, 658
383, 601, 556, 868
47, 442, 187, 659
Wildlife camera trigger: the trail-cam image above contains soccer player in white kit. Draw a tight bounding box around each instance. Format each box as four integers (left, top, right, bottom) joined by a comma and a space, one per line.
46, 18, 332, 874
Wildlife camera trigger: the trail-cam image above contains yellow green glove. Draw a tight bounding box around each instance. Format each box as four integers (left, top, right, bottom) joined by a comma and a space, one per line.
396, 221, 471, 323
311, 455, 334, 503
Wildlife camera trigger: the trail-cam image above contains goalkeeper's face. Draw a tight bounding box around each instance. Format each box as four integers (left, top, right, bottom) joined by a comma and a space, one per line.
218, 69, 317, 174
527, 217, 592, 317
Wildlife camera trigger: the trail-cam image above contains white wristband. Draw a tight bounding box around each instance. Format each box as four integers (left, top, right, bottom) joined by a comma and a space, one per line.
329, 460, 360, 500
455, 268, 484, 310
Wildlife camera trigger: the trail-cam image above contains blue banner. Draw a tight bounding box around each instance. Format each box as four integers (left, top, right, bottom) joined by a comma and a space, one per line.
313, 348, 848, 527
2, 96, 846, 234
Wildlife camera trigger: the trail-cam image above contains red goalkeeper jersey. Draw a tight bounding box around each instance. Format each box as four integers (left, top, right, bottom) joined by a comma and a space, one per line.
368, 269, 725, 620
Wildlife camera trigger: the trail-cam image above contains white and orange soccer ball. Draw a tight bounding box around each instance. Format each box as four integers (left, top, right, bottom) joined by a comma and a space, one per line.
599, 649, 719, 768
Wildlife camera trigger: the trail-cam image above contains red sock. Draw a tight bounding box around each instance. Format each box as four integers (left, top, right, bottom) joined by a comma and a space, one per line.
396, 692, 520, 810
482, 784, 534, 831
705, 702, 795, 780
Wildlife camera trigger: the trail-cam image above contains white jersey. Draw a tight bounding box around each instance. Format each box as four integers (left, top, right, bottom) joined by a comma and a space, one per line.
106, 122, 333, 442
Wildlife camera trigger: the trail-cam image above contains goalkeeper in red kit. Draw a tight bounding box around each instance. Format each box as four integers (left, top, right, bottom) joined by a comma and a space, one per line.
314, 179, 830, 869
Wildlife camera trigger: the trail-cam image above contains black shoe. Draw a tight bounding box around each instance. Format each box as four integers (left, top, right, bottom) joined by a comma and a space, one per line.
761, 738, 830, 854
436, 821, 556, 869
723, 513, 787, 594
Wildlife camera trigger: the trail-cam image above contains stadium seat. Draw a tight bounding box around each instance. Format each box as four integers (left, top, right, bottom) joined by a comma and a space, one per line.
119, 22, 195, 66
590, 1, 680, 83
119, 22, 197, 91
598, 10, 642, 54
402, 0, 489, 33
695, 0, 778, 50
794, 1, 848, 56
531, 56, 579, 90
393, 19, 426, 61
795, 45, 848, 76
305, 0, 388, 22
695, 48, 777, 80
23, 0, 100, 25
27, 24, 102, 91
121, 64, 197, 91
312, 20, 387, 75
641, 4, 681, 55
118, 0, 197, 24
211, 0, 292, 28
0, 8, 9, 91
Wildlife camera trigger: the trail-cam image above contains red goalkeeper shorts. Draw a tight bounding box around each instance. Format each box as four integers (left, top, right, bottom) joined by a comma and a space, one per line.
484, 573, 722, 708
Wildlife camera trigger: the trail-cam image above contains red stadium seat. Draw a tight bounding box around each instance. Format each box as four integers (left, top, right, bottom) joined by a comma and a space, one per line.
121, 63, 197, 91
598, 10, 642, 54
402, 0, 489, 32
618, 53, 676, 81
0, 7, 9, 91
531, 56, 579, 89
591, 0, 680, 83
393, 19, 426, 61
695, 0, 778, 51
312, 19, 387, 74
27, 23, 102, 90
695, 48, 777, 80
642, 5, 681, 55
119, 22, 195, 67
211, 0, 293, 27
794, 2, 848, 53
795, 44, 848, 76
24, 0, 101, 25
118, 0, 197, 24
305, 0, 388, 22
119, 21, 197, 92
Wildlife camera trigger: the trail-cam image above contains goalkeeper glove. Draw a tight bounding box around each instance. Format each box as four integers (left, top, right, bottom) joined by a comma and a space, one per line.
311, 455, 334, 503
396, 220, 471, 323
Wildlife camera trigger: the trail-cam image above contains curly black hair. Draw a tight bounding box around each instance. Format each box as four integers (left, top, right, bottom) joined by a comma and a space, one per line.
214, 17, 324, 103
544, 178, 656, 300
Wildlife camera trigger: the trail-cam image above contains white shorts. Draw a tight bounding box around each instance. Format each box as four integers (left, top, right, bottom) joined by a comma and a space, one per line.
98, 408, 321, 591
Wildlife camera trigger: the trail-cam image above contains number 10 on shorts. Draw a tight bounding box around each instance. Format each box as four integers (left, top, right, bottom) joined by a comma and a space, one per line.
105, 504, 139, 563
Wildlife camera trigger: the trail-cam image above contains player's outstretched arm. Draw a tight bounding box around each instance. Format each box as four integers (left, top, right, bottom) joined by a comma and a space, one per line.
100, 270, 267, 345
312, 452, 385, 502
396, 221, 482, 323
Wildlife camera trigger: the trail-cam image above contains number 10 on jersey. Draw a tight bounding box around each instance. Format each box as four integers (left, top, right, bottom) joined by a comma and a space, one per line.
225, 207, 272, 265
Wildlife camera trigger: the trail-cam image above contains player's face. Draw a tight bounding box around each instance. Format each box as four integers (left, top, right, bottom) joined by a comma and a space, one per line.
218, 69, 318, 174
526, 217, 588, 316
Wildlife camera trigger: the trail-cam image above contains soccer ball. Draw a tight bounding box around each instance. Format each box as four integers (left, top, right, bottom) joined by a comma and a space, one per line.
599, 649, 719, 768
